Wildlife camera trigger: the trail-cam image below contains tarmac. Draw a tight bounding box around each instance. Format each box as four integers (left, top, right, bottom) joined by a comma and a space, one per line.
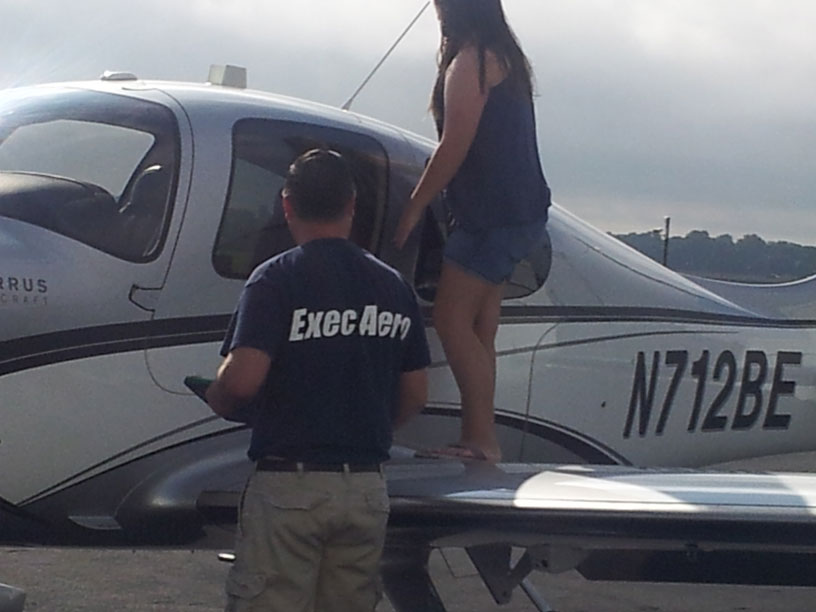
4, 543, 816, 612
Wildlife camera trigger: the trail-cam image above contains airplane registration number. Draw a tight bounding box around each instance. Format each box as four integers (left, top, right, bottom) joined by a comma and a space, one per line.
624, 350, 802, 438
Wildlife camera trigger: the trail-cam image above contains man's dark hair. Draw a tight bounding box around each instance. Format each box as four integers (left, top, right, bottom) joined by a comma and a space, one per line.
282, 149, 356, 222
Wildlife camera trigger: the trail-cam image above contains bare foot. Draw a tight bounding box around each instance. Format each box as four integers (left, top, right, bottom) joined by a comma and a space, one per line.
417, 443, 501, 462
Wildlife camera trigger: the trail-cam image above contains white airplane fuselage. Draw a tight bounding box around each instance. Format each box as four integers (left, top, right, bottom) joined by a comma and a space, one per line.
0, 76, 815, 536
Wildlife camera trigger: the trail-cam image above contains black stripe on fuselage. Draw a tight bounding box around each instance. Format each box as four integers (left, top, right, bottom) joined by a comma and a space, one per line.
0, 315, 231, 376
423, 405, 629, 465
0, 306, 813, 377
496, 305, 816, 328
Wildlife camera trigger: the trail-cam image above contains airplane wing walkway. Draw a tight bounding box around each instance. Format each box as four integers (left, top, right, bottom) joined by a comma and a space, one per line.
380, 461, 816, 611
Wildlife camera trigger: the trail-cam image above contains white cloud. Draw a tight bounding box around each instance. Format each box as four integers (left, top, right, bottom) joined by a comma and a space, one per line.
1, 0, 813, 244
173, 0, 437, 57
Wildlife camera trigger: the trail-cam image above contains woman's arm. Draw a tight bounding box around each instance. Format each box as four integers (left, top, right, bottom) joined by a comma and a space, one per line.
394, 46, 491, 248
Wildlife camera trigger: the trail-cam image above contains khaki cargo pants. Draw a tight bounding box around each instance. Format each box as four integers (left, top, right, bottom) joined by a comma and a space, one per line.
225, 469, 389, 612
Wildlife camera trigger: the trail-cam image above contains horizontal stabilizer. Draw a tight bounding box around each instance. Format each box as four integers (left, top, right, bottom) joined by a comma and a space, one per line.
688, 273, 816, 319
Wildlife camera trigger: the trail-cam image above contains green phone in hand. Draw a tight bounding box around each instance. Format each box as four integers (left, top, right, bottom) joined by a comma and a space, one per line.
184, 375, 213, 401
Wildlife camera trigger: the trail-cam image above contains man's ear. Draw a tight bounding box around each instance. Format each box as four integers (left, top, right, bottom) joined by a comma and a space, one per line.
346, 195, 356, 219
281, 194, 295, 221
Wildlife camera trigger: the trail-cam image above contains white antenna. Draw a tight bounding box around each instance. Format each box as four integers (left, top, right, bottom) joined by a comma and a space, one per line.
342, 2, 431, 111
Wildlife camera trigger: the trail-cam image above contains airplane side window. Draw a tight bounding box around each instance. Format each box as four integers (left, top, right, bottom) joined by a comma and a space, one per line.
0, 89, 179, 262
213, 119, 389, 279
503, 227, 552, 299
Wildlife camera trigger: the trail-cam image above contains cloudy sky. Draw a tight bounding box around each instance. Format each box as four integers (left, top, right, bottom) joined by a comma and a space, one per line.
2, 0, 814, 244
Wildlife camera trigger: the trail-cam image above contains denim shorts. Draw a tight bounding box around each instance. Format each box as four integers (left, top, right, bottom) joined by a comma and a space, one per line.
443, 218, 547, 285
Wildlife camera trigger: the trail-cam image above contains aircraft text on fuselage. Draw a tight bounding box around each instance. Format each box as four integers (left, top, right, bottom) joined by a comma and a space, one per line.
0, 276, 49, 307
625, 349, 803, 438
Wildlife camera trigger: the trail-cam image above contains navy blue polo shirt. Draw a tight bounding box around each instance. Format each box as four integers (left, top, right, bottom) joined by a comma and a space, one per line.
220, 238, 430, 464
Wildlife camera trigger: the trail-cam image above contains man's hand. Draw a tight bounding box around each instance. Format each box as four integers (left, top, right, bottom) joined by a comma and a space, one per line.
206, 347, 271, 417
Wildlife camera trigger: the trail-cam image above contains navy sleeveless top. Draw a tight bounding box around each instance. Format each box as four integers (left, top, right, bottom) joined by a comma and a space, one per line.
443, 79, 551, 232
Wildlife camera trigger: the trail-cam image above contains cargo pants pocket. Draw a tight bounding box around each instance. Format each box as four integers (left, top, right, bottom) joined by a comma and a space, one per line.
225, 570, 266, 612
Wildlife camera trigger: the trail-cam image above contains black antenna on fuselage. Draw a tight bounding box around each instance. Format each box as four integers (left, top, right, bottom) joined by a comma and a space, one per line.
341, 1, 431, 111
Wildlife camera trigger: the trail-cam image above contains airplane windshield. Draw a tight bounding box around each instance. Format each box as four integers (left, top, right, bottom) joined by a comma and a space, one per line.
0, 88, 179, 261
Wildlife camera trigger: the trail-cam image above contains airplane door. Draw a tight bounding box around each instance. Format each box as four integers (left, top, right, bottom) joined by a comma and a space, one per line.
144, 114, 395, 396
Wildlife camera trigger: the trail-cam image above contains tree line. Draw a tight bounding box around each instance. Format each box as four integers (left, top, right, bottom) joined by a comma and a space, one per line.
613, 230, 816, 282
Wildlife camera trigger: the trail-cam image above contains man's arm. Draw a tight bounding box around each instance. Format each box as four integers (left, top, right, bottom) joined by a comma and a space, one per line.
206, 347, 271, 418
394, 368, 428, 430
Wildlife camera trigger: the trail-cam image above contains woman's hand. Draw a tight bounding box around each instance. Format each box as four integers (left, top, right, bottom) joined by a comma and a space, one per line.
393, 201, 424, 250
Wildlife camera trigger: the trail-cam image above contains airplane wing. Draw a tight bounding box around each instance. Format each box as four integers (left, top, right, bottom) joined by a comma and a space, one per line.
387, 460, 816, 550
4, 454, 816, 612
196, 459, 816, 612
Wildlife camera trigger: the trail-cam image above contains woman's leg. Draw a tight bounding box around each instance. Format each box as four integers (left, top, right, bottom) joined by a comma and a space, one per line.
433, 261, 504, 461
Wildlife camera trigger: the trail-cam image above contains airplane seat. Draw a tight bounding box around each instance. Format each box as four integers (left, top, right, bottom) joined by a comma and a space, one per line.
348, 174, 375, 250
249, 193, 295, 269
213, 208, 264, 276
0, 171, 118, 244
117, 164, 171, 259
414, 208, 446, 302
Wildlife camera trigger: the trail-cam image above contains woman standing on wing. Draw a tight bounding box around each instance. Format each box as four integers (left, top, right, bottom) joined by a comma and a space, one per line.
394, 0, 551, 462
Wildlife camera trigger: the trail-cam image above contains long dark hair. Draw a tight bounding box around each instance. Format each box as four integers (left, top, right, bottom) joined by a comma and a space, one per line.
431, 0, 534, 127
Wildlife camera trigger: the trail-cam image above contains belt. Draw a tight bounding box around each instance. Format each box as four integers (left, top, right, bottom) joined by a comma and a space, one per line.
256, 458, 382, 473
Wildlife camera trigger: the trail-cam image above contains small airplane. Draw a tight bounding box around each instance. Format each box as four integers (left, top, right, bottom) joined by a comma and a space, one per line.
1, 66, 815, 611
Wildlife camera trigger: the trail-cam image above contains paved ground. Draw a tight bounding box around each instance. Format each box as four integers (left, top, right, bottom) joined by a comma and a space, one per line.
3, 545, 816, 612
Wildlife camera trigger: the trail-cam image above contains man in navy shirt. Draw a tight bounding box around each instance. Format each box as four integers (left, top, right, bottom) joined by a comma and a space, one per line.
207, 149, 430, 612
